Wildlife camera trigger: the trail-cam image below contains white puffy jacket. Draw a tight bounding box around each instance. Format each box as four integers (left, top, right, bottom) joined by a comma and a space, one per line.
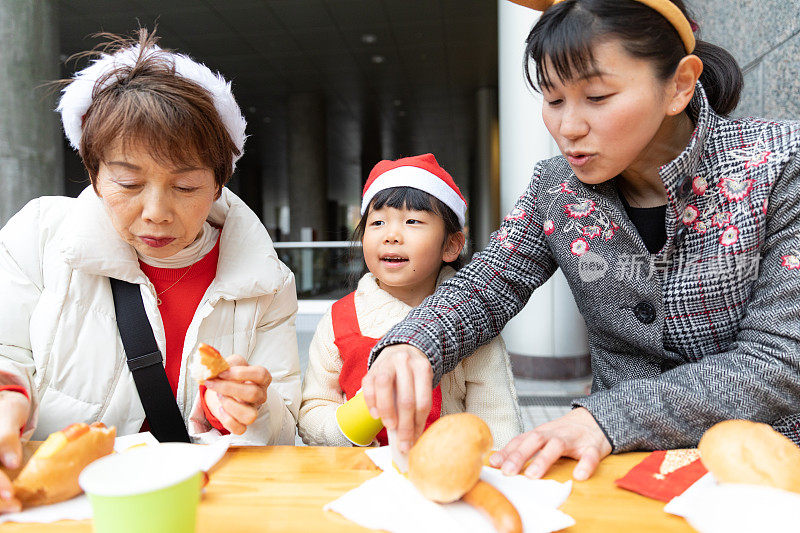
0, 187, 300, 444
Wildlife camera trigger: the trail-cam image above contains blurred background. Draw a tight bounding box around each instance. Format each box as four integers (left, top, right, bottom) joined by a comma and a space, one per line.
2, 0, 799, 427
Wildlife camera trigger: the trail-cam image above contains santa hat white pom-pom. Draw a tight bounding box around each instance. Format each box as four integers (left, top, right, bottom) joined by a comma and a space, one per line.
56, 44, 247, 169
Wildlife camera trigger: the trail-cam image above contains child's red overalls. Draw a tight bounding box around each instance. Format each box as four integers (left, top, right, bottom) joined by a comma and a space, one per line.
332, 291, 442, 445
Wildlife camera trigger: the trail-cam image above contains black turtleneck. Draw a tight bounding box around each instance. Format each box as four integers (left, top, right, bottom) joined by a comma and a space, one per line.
619, 193, 668, 254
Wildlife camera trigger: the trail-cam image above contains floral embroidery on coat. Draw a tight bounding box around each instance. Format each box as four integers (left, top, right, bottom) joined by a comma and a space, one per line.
727, 138, 773, 169
711, 211, 733, 229
571, 238, 589, 256
782, 254, 800, 271
544, 181, 620, 256
718, 177, 755, 202
719, 225, 740, 246
682, 205, 700, 225
565, 199, 596, 219
692, 176, 708, 195
492, 227, 516, 251
582, 225, 602, 239
681, 131, 788, 247
504, 207, 526, 222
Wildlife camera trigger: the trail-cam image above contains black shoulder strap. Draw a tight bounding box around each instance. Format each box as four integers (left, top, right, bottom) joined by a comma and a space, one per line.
109, 278, 191, 443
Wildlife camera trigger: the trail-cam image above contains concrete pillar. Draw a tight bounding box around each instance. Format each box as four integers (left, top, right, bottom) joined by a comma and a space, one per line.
260, 112, 289, 240
361, 102, 382, 185
288, 92, 328, 241
327, 107, 362, 240
498, 0, 589, 380
0, 0, 63, 225
232, 111, 263, 221
473, 87, 501, 251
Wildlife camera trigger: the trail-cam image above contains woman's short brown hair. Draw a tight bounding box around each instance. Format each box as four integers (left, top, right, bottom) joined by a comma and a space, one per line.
76, 28, 239, 192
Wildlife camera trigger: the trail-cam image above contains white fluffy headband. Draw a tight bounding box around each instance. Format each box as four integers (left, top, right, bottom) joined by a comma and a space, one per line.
57, 44, 247, 170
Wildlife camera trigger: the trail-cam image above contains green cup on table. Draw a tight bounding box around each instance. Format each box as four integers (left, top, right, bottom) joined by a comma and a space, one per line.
79, 443, 203, 533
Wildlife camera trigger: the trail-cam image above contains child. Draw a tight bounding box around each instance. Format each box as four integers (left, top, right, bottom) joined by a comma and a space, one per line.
298, 154, 523, 447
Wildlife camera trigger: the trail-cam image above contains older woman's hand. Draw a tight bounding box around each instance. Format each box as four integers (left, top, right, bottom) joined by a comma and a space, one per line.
202, 355, 271, 435
489, 407, 612, 481
361, 344, 434, 453
0, 391, 29, 513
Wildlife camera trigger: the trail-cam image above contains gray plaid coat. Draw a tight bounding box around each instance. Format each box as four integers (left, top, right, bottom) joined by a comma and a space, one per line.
371, 84, 800, 452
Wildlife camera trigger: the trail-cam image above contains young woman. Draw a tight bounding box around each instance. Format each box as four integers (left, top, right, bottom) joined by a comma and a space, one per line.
362, 0, 800, 481
298, 154, 522, 448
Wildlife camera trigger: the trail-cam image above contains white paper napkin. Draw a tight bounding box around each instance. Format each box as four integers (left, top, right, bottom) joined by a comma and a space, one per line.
665, 473, 800, 533
0, 433, 231, 524
324, 447, 575, 533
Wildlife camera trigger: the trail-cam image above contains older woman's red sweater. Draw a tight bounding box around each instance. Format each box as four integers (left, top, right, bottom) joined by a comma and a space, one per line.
0, 240, 229, 436
139, 238, 227, 433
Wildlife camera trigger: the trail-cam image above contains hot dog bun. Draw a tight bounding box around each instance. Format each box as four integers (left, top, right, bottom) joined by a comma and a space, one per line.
698, 419, 800, 493
13, 422, 116, 507
462, 480, 523, 533
190, 343, 230, 382
408, 413, 493, 503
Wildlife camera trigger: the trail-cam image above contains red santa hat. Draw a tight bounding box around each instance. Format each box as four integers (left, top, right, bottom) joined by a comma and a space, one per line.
361, 154, 467, 227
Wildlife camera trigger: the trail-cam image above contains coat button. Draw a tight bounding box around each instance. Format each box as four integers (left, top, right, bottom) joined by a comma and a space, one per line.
634, 301, 657, 324
679, 177, 693, 197
674, 225, 688, 246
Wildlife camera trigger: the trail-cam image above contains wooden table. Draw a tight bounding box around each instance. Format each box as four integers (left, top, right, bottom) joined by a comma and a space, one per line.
0, 446, 693, 532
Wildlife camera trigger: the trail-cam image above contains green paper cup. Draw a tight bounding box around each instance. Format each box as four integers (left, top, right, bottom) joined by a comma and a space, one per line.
79, 443, 203, 533
336, 390, 384, 446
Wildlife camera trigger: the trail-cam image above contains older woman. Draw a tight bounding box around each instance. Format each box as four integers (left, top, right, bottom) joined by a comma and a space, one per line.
0, 30, 300, 511
363, 0, 800, 480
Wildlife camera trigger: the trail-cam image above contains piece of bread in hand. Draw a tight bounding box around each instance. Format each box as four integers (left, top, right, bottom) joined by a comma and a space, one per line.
13, 422, 116, 507
698, 419, 800, 493
190, 343, 230, 382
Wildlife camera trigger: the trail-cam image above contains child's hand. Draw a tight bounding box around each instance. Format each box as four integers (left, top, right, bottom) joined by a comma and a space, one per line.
362, 344, 433, 453
203, 355, 271, 435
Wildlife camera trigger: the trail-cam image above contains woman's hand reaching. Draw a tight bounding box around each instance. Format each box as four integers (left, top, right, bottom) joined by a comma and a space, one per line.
361, 344, 434, 453
489, 407, 612, 480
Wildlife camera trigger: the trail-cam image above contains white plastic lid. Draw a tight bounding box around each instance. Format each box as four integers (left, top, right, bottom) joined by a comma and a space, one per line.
79, 443, 202, 497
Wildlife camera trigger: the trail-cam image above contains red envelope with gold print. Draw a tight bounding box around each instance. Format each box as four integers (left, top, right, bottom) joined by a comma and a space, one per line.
615, 449, 708, 502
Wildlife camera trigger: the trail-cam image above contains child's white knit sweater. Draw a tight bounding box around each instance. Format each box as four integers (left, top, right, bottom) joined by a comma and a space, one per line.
298, 267, 523, 448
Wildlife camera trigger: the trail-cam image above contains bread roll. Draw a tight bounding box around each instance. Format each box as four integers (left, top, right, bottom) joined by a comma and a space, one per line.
13, 422, 116, 507
408, 413, 493, 503
698, 419, 800, 493
190, 343, 230, 382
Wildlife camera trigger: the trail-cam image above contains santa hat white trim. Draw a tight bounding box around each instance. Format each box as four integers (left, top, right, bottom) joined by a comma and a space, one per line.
57, 44, 247, 170
361, 166, 467, 227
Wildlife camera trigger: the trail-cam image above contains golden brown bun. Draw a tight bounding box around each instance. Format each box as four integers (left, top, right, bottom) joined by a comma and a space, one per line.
462, 480, 523, 533
698, 419, 800, 493
408, 413, 493, 503
13, 423, 116, 507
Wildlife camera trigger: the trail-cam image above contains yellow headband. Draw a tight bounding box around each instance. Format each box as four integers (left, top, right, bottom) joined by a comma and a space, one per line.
509, 0, 696, 54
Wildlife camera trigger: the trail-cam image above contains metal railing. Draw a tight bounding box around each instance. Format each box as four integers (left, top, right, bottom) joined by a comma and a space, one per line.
273, 241, 363, 300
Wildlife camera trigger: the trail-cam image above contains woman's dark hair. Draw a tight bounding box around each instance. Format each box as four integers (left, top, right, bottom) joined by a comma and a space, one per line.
524, 0, 743, 122
351, 187, 465, 285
